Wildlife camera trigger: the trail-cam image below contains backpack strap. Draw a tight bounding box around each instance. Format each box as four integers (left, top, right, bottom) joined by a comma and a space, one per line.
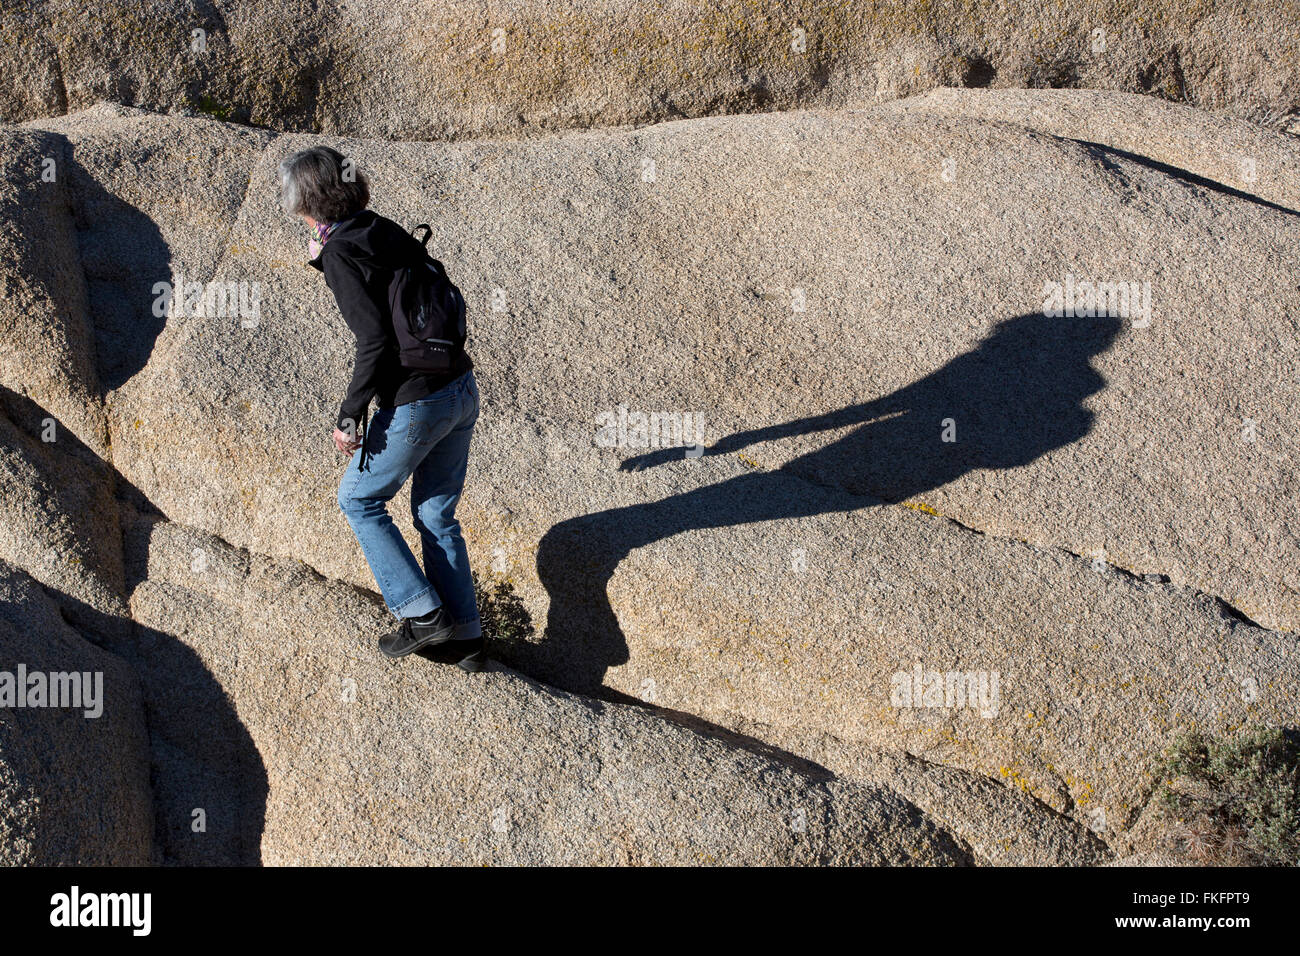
411, 224, 433, 248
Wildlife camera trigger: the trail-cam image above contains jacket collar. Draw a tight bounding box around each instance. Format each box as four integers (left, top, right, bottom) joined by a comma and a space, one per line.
305, 210, 372, 271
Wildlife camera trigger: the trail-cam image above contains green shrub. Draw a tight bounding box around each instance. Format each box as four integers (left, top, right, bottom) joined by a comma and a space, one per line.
1157, 728, 1299, 866
193, 95, 235, 121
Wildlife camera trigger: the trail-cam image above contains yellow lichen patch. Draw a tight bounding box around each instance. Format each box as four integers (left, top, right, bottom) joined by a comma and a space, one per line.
998, 763, 1033, 793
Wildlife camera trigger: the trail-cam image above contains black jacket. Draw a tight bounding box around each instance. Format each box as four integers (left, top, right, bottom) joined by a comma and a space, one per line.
309, 210, 473, 434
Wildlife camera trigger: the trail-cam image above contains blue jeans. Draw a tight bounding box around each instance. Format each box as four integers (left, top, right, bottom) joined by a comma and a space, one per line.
338, 371, 481, 638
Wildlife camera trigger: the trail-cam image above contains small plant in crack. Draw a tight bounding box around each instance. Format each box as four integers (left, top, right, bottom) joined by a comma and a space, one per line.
1155, 728, 1300, 866
472, 572, 533, 651
185, 93, 253, 125
193, 95, 235, 121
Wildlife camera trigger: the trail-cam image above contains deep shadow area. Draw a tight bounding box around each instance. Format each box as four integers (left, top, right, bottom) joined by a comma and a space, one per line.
524, 311, 1124, 693
64, 150, 173, 392
0, 386, 268, 864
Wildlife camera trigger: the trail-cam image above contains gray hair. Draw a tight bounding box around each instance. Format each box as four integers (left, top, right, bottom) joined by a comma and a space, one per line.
278, 146, 370, 223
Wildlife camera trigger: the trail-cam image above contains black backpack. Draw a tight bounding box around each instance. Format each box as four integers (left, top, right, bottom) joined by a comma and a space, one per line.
388, 224, 467, 372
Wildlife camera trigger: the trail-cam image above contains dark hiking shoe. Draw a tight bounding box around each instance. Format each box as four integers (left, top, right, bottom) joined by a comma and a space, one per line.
417, 636, 488, 673
379, 608, 455, 658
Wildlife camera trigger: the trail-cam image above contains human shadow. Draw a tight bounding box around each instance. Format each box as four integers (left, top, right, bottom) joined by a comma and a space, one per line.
524, 311, 1124, 693
0, 386, 268, 864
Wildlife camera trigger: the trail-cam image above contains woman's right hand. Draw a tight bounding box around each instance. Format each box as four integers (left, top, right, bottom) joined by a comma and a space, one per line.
332, 427, 362, 454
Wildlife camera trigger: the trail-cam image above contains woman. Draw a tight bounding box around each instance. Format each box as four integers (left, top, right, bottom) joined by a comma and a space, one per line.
278, 146, 484, 671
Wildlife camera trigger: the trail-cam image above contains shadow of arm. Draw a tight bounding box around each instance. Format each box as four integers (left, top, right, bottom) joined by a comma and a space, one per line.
620, 397, 894, 471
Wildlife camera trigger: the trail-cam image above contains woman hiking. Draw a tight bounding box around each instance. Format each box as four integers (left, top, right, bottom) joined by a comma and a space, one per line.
278, 146, 484, 671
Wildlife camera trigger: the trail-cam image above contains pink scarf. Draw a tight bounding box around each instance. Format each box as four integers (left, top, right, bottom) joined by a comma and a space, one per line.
308, 220, 340, 260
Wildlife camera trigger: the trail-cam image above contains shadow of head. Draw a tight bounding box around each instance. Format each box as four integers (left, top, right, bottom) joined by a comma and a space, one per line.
801, 310, 1126, 501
